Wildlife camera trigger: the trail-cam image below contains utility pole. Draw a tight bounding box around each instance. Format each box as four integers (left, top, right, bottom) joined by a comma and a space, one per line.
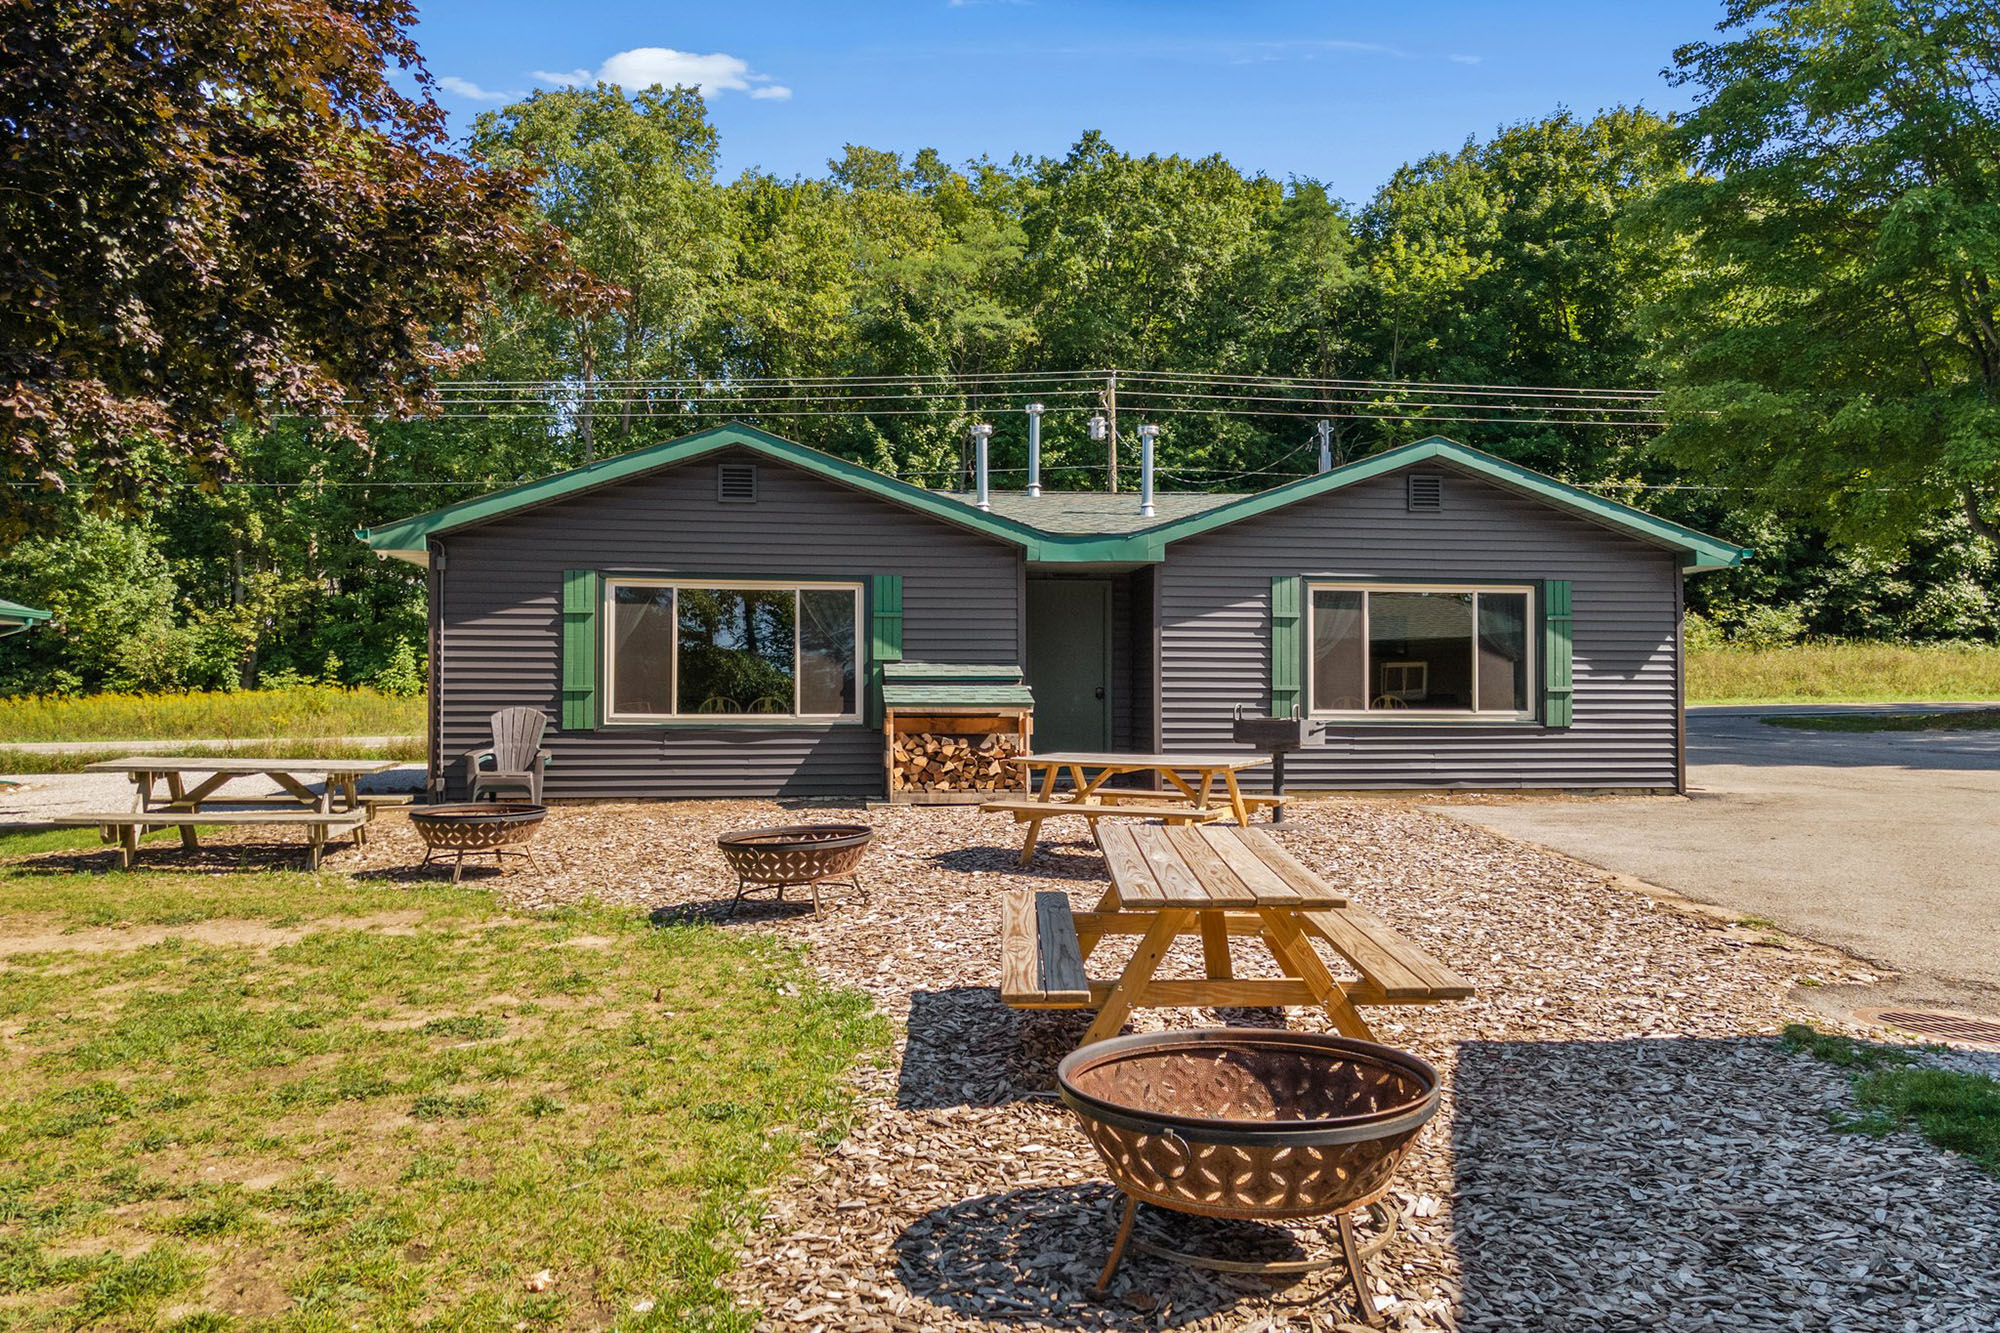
578, 337, 596, 465
1104, 369, 1119, 493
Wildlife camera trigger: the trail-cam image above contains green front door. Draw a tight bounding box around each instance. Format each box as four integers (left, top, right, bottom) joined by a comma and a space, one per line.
1026, 579, 1111, 752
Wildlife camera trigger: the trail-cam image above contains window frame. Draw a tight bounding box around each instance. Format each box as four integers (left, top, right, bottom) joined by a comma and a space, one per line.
1305, 581, 1537, 720
601, 577, 865, 725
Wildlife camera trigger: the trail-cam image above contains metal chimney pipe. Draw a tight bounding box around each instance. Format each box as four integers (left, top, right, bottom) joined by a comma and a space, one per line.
971, 423, 993, 511
1138, 423, 1159, 518
1024, 403, 1044, 497
1317, 419, 1333, 473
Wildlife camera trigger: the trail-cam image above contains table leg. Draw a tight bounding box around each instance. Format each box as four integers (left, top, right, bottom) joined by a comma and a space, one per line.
1258, 909, 1375, 1041
1199, 911, 1234, 981
1082, 908, 1192, 1046
1037, 763, 1061, 801
1221, 769, 1251, 827
268, 772, 323, 810
164, 773, 199, 851
1017, 815, 1046, 867
117, 823, 138, 870
1074, 885, 1122, 961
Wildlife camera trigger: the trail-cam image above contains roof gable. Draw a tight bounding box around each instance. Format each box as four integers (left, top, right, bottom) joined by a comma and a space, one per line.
358, 425, 1747, 571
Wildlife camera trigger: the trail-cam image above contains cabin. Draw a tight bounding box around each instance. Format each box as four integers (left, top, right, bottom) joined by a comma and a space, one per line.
359, 424, 1748, 800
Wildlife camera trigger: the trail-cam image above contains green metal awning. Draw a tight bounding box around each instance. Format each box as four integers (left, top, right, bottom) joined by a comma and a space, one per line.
0, 598, 50, 638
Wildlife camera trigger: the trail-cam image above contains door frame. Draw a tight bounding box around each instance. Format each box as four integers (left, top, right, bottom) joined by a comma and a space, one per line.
1026, 577, 1113, 751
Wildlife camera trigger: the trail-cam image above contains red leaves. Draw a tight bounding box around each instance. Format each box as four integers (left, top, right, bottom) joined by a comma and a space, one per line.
0, 0, 588, 538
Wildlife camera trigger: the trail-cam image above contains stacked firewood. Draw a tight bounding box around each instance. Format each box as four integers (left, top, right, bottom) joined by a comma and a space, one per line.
890, 731, 1022, 793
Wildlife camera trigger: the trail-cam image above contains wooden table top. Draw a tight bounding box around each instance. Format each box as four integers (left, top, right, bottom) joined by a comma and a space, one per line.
1009, 751, 1270, 771
83, 757, 401, 775
1096, 823, 1347, 910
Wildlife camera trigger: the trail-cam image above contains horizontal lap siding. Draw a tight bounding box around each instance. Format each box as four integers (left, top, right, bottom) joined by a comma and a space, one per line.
437, 447, 1022, 799
1158, 465, 1681, 790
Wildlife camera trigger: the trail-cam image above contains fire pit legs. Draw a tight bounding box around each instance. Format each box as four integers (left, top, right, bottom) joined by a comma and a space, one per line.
1092, 1196, 1396, 1326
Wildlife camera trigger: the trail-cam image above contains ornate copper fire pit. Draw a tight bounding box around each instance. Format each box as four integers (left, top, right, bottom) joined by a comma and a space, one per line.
1057, 1029, 1439, 1324
409, 802, 546, 882
715, 824, 872, 917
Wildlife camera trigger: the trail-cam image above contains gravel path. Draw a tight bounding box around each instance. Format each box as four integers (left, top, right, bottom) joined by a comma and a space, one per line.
34, 798, 2000, 1331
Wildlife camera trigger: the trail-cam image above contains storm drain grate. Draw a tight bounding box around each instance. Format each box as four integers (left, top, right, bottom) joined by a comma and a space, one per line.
1867, 1010, 2000, 1048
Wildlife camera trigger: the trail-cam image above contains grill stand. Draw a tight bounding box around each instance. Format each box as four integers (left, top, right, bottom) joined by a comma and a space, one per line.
1095, 1196, 1397, 1325
420, 845, 544, 884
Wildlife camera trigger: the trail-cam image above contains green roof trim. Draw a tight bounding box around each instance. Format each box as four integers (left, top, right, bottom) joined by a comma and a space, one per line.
358, 424, 1747, 571
1129, 437, 1751, 571
0, 598, 51, 625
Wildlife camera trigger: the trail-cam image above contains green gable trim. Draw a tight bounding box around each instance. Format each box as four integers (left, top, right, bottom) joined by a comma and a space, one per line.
358, 425, 1746, 572
1130, 438, 1750, 571
0, 599, 51, 626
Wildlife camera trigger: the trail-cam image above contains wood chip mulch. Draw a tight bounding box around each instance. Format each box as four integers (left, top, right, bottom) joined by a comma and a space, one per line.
324, 799, 2000, 1331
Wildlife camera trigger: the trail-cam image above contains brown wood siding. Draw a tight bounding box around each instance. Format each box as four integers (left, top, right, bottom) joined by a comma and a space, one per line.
435, 447, 1022, 799
1157, 464, 1683, 790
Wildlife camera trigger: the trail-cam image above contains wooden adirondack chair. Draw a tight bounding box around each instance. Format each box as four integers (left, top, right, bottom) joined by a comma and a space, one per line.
465, 708, 551, 803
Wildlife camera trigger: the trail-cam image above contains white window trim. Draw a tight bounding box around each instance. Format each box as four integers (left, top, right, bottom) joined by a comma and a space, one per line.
602, 578, 865, 724
1306, 581, 1536, 720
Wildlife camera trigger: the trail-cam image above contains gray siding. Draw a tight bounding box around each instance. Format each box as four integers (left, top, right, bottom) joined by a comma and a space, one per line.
436, 447, 1023, 800
1157, 463, 1683, 790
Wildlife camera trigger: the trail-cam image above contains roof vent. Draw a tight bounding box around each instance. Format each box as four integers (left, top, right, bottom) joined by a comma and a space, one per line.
718, 461, 757, 504
1407, 473, 1444, 512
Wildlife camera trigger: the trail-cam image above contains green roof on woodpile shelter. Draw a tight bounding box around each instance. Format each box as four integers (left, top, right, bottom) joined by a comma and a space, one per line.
358, 422, 1749, 571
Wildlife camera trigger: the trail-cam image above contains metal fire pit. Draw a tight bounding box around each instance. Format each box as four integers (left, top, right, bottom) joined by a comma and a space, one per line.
715, 823, 872, 917
1058, 1029, 1439, 1324
409, 802, 547, 882
1230, 706, 1325, 823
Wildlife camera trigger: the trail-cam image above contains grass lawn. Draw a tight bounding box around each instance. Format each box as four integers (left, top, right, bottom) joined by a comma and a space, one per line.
1689, 643, 2000, 705
0, 739, 428, 776
0, 832, 887, 1330
0, 688, 423, 745
1762, 708, 2000, 733
1782, 1025, 2000, 1177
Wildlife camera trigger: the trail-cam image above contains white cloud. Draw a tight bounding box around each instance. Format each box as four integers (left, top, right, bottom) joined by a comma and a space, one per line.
436, 74, 523, 102
534, 47, 788, 100
1449, 53, 1483, 65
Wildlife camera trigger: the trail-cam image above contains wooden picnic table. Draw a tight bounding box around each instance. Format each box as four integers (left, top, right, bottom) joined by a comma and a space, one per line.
987, 750, 1272, 864
1000, 823, 1473, 1046
80, 756, 398, 853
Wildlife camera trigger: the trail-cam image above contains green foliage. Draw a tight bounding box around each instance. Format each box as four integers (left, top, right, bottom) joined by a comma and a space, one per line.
1783, 1025, 2000, 1176
1764, 707, 2000, 732
371, 641, 427, 698
0, 686, 422, 743
1688, 642, 2000, 703
1646, 0, 2000, 552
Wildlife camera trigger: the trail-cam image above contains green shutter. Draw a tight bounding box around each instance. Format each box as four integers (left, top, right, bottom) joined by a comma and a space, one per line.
1543, 579, 1574, 728
560, 569, 599, 731
1270, 575, 1302, 718
866, 574, 903, 726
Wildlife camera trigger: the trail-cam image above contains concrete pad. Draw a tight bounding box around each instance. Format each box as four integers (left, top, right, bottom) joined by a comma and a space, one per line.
1435, 704, 2000, 1012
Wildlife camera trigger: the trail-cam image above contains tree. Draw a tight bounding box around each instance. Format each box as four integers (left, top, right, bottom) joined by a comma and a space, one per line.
1646, 0, 2000, 553
471, 85, 736, 458
0, 0, 585, 536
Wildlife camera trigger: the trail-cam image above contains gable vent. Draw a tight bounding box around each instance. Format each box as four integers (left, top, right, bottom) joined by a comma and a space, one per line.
1407, 473, 1444, 512
717, 461, 758, 503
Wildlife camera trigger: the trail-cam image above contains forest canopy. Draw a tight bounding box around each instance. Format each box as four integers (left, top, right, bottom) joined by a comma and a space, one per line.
3, 0, 1997, 696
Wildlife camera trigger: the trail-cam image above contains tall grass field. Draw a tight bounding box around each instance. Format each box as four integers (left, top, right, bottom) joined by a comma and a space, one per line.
0, 686, 422, 743
1689, 644, 2000, 705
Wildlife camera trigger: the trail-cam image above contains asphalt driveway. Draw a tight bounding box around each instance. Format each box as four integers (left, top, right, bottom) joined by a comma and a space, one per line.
1437, 704, 2000, 1011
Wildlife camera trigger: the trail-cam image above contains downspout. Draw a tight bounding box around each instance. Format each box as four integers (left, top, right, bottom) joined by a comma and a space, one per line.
428, 541, 446, 803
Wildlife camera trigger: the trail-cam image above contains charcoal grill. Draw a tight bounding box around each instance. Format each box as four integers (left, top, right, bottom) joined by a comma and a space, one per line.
1230, 706, 1326, 823
715, 823, 872, 917
1057, 1029, 1439, 1324
409, 802, 547, 882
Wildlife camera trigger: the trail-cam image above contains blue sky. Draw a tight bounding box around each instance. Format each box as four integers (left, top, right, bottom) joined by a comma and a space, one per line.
412, 1, 1727, 200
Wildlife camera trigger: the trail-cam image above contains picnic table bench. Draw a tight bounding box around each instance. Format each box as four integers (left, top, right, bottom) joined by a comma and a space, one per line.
51, 809, 371, 870
1000, 823, 1472, 1044
58, 756, 399, 869
983, 751, 1271, 864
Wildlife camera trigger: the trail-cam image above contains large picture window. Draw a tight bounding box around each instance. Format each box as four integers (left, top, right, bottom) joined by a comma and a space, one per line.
1309, 584, 1533, 716
606, 580, 860, 721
